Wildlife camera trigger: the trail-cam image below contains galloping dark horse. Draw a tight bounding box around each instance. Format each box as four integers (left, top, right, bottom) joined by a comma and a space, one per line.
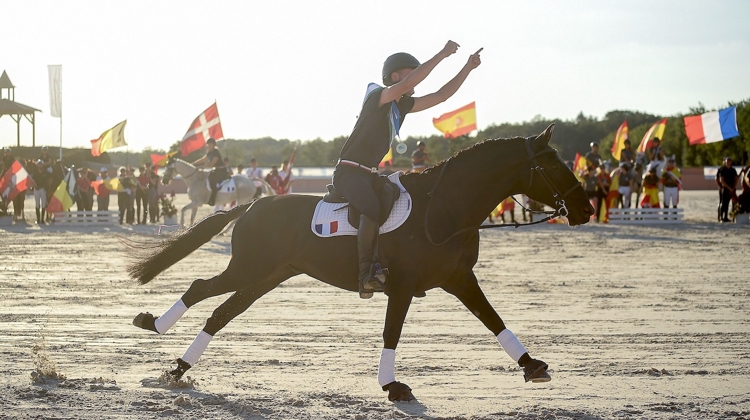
128, 124, 594, 401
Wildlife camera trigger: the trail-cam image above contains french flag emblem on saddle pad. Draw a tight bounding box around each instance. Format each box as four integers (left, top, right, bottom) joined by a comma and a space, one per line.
206, 177, 237, 193
310, 172, 412, 238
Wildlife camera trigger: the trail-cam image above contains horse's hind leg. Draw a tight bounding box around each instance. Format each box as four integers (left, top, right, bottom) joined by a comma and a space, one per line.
441, 271, 551, 383
133, 267, 246, 335
170, 278, 284, 379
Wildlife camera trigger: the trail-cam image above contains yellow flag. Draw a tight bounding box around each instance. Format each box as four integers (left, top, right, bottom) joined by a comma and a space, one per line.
611, 121, 628, 161
379, 147, 393, 168
91, 120, 128, 156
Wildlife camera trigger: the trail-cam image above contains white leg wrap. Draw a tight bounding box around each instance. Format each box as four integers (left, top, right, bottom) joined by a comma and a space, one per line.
378, 348, 397, 387
154, 299, 188, 334
496, 329, 528, 362
181, 330, 213, 366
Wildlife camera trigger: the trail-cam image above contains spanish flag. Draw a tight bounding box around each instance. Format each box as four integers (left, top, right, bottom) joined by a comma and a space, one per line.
433, 102, 477, 139
91, 177, 124, 195
611, 121, 628, 161
379, 147, 393, 168
637, 118, 667, 154
91, 120, 128, 157
573, 153, 587, 173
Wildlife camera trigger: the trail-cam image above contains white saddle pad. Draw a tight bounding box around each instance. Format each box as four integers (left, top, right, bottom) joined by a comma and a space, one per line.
311, 172, 412, 237
207, 177, 237, 193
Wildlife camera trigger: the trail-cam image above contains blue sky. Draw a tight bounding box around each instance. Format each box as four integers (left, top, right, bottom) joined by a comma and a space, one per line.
1, 0, 748, 152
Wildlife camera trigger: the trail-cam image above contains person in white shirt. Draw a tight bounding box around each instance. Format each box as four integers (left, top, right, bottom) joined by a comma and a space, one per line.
245, 158, 263, 179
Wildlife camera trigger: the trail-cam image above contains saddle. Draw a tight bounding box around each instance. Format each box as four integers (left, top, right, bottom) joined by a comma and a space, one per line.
323, 175, 401, 229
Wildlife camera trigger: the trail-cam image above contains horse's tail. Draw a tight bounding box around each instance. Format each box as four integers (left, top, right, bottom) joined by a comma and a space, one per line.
125, 201, 254, 285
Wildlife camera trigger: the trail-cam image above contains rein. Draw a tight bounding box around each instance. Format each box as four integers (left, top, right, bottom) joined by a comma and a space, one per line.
424, 137, 579, 246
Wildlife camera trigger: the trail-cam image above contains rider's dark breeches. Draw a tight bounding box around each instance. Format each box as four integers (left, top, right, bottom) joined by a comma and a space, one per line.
332, 166, 380, 221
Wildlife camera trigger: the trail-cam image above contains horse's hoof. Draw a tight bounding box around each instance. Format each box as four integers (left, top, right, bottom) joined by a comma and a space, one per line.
523, 359, 551, 383
133, 312, 159, 333
383, 381, 415, 402
169, 358, 192, 380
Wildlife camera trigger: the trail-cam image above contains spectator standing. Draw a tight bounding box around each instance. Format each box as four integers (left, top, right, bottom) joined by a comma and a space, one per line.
595, 164, 611, 222
660, 158, 681, 208
615, 162, 635, 208
581, 167, 598, 217
265, 165, 282, 194
136, 166, 150, 224
585, 142, 602, 170
411, 141, 429, 173
278, 160, 293, 195
95, 167, 111, 211
148, 171, 160, 223
245, 158, 263, 179
117, 167, 134, 224
641, 166, 661, 208
76, 168, 93, 211
30, 160, 50, 224
716, 156, 738, 222
236, 165, 244, 176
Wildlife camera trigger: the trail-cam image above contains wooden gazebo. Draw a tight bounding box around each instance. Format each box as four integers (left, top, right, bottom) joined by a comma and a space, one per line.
0, 70, 41, 147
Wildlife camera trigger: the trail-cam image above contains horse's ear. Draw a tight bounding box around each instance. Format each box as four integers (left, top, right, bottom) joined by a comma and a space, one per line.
540, 123, 555, 144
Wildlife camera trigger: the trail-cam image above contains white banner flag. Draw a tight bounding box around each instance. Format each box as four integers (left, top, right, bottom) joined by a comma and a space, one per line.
48, 65, 62, 118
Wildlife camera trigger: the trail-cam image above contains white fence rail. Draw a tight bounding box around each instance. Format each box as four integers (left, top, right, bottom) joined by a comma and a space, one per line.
53, 211, 119, 226
608, 208, 684, 224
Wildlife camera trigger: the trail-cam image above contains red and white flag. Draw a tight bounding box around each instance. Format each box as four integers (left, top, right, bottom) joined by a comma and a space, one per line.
0, 160, 30, 201
180, 103, 224, 156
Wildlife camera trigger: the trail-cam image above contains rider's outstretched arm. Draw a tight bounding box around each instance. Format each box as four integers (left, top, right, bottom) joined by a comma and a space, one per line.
379, 41, 459, 105
411, 48, 482, 113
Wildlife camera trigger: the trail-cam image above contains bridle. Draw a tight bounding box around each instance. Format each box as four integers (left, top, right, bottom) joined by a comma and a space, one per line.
424, 136, 580, 246
164, 161, 200, 184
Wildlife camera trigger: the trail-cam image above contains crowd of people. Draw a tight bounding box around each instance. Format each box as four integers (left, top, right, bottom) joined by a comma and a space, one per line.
573, 138, 684, 222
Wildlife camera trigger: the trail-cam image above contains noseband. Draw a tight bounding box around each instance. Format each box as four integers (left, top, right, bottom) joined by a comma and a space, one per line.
425, 136, 578, 246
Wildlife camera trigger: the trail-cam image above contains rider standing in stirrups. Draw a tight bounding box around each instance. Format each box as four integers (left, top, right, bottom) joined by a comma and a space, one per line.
334, 40, 482, 299
193, 138, 228, 206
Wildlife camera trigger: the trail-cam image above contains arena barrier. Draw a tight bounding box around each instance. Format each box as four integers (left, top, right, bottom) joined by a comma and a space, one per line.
608, 208, 684, 224
53, 211, 119, 226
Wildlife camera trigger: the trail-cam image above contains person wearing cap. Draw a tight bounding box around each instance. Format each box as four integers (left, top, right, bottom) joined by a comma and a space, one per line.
193, 138, 228, 206
411, 141, 429, 173
95, 167, 111, 212
334, 40, 482, 300
660, 158, 681, 208
716, 156, 738, 222
585, 142, 602, 170
29, 159, 51, 224
1, 147, 13, 175
38, 146, 53, 174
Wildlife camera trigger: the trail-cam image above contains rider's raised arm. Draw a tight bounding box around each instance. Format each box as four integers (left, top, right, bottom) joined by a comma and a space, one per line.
379, 41, 459, 106
412, 48, 482, 113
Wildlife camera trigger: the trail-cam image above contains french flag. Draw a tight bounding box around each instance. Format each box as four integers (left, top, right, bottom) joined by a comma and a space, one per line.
314, 220, 338, 236
684, 106, 740, 145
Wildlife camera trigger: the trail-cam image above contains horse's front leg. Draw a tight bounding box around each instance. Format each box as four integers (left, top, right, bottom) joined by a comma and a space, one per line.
179, 201, 199, 226
379, 291, 416, 402
441, 271, 551, 383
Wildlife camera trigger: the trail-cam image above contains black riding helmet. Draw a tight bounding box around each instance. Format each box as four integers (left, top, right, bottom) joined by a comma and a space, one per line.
382, 52, 420, 86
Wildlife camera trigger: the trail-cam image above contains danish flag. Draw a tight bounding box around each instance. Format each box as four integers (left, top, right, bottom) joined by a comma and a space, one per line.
0, 160, 29, 201
180, 103, 224, 156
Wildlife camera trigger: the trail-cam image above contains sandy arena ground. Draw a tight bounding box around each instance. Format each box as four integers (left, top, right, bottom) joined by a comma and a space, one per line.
0, 190, 748, 419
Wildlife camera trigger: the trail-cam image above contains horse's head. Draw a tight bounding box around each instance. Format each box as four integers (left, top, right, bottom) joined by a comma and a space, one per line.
162, 160, 176, 185
524, 124, 594, 226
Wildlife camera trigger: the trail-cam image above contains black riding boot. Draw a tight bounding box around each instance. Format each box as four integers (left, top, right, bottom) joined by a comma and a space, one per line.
357, 215, 384, 299
208, 188, 218, 206
35, 208, 41, 225
40, 208, 46, 224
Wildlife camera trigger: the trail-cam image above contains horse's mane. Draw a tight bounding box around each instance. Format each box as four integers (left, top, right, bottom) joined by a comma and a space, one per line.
419, 136, 526, 176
